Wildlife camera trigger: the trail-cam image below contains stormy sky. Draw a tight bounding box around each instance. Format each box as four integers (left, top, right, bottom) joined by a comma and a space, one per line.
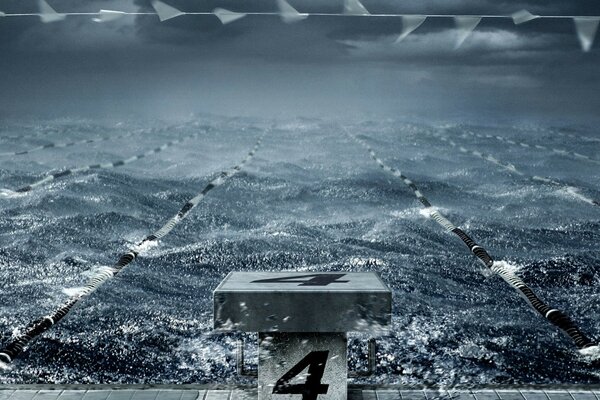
1, 0, 600, 123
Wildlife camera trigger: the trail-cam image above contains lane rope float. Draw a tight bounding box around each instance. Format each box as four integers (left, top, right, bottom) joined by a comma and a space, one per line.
456, 129, 600, 166
0, 131, 137, 157
344, 128, 597, 352
424, 130, 600, 207
1, 129, 207, 195
0, 133, 266, 367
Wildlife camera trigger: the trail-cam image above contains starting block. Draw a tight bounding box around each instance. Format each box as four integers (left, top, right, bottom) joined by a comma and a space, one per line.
214, 271, 392, 400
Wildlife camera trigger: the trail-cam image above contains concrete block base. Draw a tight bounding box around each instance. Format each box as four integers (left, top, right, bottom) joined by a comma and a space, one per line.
258, 332, 347, 400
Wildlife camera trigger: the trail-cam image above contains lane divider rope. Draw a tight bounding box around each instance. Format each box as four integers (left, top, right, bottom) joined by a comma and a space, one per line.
0, 131, 136, 157
0, 129, 57, 142
424, 130, 600, 207
457, 129, 600, 166
551, 129, 600, 144
0, 133, 265, 367
2, 129, 207, 194
345, 128, 597, 351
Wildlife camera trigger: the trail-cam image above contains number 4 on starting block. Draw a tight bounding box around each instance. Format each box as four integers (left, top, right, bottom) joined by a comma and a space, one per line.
260, 332, 346, 400
214, 271, 392, 400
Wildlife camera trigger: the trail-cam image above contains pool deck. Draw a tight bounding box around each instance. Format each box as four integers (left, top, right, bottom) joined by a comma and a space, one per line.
1, 386, 599, 400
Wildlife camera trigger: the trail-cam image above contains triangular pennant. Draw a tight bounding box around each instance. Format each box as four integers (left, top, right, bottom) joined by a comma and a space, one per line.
276, 0, 308, 23
454, 16, 481, 49
394, 15, 427, 43
511, 9, 539, 25
38, 0, 66, 23
92, 9, 126, 23
343, 0, 370, 15
151, 0, 185, 22
574, 17, 600, 52
213, 8, 247, 25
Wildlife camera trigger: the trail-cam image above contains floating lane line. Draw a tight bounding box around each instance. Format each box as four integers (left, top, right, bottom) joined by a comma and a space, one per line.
4, 130, 206, 194
345, 129, 597, 351
0, 131, 136, 157
425, 131, 600, 207
0, 127, 59, 141
551, 129, 600, 144
459, 130, 600, 166
0, 133, 265, 367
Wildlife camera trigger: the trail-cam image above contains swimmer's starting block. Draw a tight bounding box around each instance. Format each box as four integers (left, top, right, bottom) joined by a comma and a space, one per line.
213, 271, 392, 400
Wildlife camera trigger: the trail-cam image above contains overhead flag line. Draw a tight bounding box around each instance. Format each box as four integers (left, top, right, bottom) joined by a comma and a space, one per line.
0, 134, 265, 367
395, 15, 427, 44
151, 0, 184, 21
512, 9, 539, 25
343, 0, 370, 16
37, 0, 64, 23
574, 18, 600, 52
454, 16, 482, 49
276, 0, 307, 23
5, 11, 600, 20
345, 128, 597, 352
425, 130, 600, 207
0, 0, 597, 50
92, 9, 127, 23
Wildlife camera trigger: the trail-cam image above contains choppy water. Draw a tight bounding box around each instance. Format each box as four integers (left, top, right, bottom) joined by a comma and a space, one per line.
0, 115, 599, 385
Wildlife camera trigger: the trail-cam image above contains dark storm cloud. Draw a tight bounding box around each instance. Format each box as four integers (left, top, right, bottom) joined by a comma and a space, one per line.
0, 0, 597, 63
0, 0, 599, 122
3, 0, 600, 57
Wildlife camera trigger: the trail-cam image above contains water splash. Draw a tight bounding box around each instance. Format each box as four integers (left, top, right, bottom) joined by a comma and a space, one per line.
0, 188, 24, 198
132, 239, 159, 254
62, 287, 86, 297
492, 260, 522, 275
479, 260, 522, 279
562, 186, 596, 206
579, 345, 600, 361
0, 360, 11, 371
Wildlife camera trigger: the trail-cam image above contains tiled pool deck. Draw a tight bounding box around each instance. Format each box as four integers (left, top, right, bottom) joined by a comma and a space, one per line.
1, 387, 599, 400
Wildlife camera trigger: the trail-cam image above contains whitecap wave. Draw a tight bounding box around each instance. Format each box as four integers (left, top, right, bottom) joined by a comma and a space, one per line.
62, 287, 86, 297
0, 359, 11, 371
579, 344, 600, 361
492, 259, 523, 275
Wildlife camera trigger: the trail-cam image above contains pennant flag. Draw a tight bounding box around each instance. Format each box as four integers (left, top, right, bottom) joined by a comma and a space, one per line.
276, 0, 308, 23
38, 0, 66, 23
512, 9, 539, 25
213, 8, 247, 25
394, 15, 427, 43
151, 0, 185, 22
343, 0, 370, 15
574, 17, 600, 52
454, 16, 481, 49
92, 9, 126, 23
